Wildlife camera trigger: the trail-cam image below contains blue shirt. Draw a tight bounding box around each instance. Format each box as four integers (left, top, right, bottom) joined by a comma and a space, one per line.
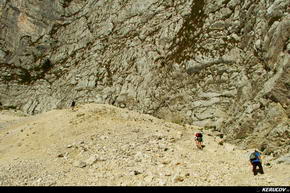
251, 152, 261, 163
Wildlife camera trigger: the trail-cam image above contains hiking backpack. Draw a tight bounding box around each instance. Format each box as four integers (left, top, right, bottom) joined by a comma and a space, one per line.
196, 133, 202, 138
250, 152, 257, 161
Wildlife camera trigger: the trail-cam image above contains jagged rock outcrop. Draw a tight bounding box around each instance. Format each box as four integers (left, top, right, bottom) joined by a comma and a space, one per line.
0, 0, 289, 156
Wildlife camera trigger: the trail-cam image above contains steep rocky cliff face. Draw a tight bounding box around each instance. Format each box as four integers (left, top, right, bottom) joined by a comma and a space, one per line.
0, 0, 289, 156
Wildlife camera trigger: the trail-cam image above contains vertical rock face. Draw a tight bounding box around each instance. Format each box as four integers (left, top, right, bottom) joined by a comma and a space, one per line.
0, 0, 289, 156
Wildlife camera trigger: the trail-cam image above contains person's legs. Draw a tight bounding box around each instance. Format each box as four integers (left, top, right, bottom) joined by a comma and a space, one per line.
257, 162, 264, 174
252, 163, 258, 175
200, 138, 204, 147
195, 140, 199, 148
195, 140, 201, 149
198, 138, 203, 149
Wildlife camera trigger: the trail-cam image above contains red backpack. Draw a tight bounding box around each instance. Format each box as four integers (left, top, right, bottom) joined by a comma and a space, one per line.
196, 133, 202, 137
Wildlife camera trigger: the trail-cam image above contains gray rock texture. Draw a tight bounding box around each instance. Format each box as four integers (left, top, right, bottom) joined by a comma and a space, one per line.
0, 0, 289, 156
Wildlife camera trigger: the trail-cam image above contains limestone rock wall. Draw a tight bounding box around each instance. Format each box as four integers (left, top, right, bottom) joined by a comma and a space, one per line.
0, 0, 289, 156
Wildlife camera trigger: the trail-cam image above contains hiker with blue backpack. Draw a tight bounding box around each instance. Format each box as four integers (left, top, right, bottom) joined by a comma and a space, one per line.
249, 150, 264, 176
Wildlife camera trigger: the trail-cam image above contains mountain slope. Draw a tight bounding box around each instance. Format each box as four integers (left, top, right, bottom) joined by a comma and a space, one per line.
0, 0, 289, 157
0, 104, 289, 186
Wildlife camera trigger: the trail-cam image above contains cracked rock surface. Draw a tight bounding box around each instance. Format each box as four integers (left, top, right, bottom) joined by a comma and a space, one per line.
0, 0, 289, 156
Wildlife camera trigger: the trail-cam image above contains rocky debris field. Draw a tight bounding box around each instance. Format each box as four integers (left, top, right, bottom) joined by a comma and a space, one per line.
0, 103, 289, 186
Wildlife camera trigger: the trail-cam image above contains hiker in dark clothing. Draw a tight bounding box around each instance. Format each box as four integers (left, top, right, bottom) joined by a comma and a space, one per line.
250, 150, 264, 176
71, 100, 76, 110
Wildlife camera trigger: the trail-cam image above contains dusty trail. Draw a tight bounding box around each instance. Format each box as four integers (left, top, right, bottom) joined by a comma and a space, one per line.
0, 104, 289, 186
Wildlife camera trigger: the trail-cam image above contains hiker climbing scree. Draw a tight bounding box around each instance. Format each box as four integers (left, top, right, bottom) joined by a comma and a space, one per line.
194, 131, 204, 149
71, 101, 76, 110
249, 150, 264, 176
